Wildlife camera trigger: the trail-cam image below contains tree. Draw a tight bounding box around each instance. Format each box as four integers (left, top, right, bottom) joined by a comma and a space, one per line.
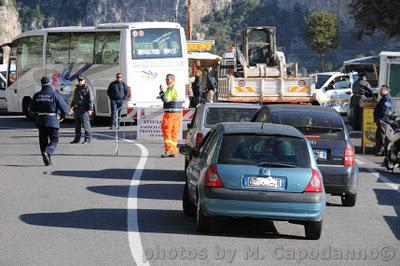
304, 11, 338, 72
349, 0, 400, 38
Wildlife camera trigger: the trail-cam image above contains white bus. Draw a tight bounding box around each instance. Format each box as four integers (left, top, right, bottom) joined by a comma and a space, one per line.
2, 22, 189, 119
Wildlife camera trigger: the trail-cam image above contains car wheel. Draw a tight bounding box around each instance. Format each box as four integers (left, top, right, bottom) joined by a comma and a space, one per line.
196, 199, 212, 233
341, 193, 357, 207
182, 183, 196, 217
22, 97, 34, 120
304, 220, 322, 240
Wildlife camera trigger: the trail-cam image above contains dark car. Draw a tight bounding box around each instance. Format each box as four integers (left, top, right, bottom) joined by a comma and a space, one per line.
252, 104, 358, 206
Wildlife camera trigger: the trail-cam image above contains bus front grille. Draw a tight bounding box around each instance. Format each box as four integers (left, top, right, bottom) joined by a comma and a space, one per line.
96, 90, 109, 113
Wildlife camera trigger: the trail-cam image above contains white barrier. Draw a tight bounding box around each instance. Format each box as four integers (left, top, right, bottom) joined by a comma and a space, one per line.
114, 107, 195, 154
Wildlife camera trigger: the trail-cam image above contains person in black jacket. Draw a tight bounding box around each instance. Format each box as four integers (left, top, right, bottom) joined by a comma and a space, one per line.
349, 73, 373, 130
374, 85, 392, 156
69, 75, 94, 144
191, 69, 203, 107
29, 76, 69, 165
107, 73, 128, 129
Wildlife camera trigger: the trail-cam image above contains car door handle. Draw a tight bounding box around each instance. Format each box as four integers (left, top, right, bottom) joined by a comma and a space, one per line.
345, 91, 351, 95
14, 89, 17, 93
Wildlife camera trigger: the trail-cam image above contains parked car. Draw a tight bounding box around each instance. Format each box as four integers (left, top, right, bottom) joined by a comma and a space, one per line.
252, 104, 358, 206
184, 102, 259, 168
180, 122, 326, 239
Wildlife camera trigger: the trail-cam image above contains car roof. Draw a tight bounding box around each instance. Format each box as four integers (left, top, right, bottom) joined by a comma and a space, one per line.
263, 104, 339, 114
216, 122, 305, 138
201, 102, 260, 109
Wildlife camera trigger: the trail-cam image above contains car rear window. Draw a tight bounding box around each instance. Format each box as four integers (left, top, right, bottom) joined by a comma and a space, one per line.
218, 134, 311, 168
204, 108, 257, 128
272, 111, 344, 139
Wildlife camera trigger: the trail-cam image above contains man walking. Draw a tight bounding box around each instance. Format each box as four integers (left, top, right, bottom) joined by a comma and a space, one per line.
159, 74, 183, 158
107, 73, 128, 129
29, 76, 69, 166
374, 85, 392, 156
69, 75, 94, 144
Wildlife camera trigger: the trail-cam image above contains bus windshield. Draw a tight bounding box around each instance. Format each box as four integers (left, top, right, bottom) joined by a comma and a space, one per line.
131, 28, 182, 59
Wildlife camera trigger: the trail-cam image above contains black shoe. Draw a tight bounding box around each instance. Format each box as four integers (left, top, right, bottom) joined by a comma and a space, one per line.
42, 152, 52, 166
70, 140, 80, 144
161, 152, 177, 158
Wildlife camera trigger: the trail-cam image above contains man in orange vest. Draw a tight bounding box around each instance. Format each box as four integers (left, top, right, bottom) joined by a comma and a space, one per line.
159, 74, 183, 158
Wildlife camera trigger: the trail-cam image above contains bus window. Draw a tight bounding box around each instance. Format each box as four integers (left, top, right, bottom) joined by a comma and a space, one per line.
95, 32, 120, 64
131, 28, 182, 59
47, 33, 70, 64
17, 36, 43, 76
70, 32, 95, 64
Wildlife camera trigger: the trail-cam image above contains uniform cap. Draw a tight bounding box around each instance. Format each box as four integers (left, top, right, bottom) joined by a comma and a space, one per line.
41, 76, 50, 85
77, 75, 84, 81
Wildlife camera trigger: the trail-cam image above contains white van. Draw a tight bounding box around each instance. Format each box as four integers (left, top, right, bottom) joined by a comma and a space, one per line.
314, 71, 358, 114
0, 64, 7, 110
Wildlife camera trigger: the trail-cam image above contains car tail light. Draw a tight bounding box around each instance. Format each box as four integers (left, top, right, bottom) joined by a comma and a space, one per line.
344, 145, 355, 166
195, 133, 203, 146
127, 86, 132, 100
304, 169, 323, 192
204, 165, 224, 188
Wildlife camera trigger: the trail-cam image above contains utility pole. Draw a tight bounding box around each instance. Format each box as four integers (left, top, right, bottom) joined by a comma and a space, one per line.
187, 0, 192, 40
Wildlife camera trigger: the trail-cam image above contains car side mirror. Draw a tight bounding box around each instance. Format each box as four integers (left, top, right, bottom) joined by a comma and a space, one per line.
179, 145, 193, 156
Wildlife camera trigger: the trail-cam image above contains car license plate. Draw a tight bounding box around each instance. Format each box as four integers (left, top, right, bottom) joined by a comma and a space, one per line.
313, 149, 327, 160
243, 176, 286, 189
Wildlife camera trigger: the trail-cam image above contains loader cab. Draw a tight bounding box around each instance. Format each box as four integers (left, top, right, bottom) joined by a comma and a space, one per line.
242, 27, 278, 67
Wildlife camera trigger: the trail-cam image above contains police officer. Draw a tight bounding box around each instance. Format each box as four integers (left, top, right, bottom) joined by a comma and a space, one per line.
29, 76, 69, 166
374, 85, 392, 156
349, 73, 373, 130
159, 74, 183, 158
69, 75, 94, 144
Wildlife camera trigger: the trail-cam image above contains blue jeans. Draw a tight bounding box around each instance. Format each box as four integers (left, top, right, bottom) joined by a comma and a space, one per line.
73, 110, 92, 141
110, 100, 123, 127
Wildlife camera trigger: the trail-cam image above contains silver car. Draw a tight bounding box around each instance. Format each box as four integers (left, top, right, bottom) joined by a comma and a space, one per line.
184, 102, 259, 168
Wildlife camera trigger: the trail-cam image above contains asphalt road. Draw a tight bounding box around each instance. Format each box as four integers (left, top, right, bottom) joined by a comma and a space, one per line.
0, 114, 399, 266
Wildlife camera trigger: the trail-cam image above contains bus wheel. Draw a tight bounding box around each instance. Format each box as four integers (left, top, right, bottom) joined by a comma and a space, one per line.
22, 97, 34, 120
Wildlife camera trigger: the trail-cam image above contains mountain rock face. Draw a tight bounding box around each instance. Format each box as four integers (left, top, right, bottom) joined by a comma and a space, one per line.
0, 1, 21, 62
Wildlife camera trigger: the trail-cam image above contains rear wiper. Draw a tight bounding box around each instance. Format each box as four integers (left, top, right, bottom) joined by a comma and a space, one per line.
257, 161, 298, 168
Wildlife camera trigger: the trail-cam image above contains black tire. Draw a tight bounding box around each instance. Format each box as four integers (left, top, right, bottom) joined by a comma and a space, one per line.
182, 184, 196, 217
22, 97, 34, 120
304, 220, 322, 240
341, 193, 357, 207
196, 200, 213, 233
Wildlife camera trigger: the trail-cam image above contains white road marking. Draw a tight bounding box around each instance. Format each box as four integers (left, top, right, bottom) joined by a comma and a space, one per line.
355, 158, 365, 165
357, 157, 400, 194
94, 132, 150, 266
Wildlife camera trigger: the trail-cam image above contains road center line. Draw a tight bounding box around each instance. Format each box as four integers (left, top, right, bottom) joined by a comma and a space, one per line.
94, 132, 150, 266
356, 157, 400, 194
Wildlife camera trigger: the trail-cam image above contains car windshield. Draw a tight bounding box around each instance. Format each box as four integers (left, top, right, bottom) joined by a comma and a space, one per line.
218, 134, 311, 167
316, 74, 331, 89
204, 107, 257, 128
272, 111, 344, 139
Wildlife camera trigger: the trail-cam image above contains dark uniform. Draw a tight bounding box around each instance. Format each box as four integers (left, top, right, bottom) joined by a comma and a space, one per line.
70, 75, 94, 143
349, 76, 373, 130
29, 76, 69, 166
374, 92, 392, 155
107, 75, 128, 129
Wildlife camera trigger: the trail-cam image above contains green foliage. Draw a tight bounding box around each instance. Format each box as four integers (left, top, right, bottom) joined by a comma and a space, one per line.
304, 11, 338, 54
349, 0, 400, 38
19, 0, 87, 30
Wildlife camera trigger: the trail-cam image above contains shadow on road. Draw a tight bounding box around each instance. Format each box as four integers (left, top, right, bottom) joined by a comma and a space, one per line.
51, 169, 185, 182
87, 184, 184, 200
20, 208, 304, 239
373, 188, 400, 241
